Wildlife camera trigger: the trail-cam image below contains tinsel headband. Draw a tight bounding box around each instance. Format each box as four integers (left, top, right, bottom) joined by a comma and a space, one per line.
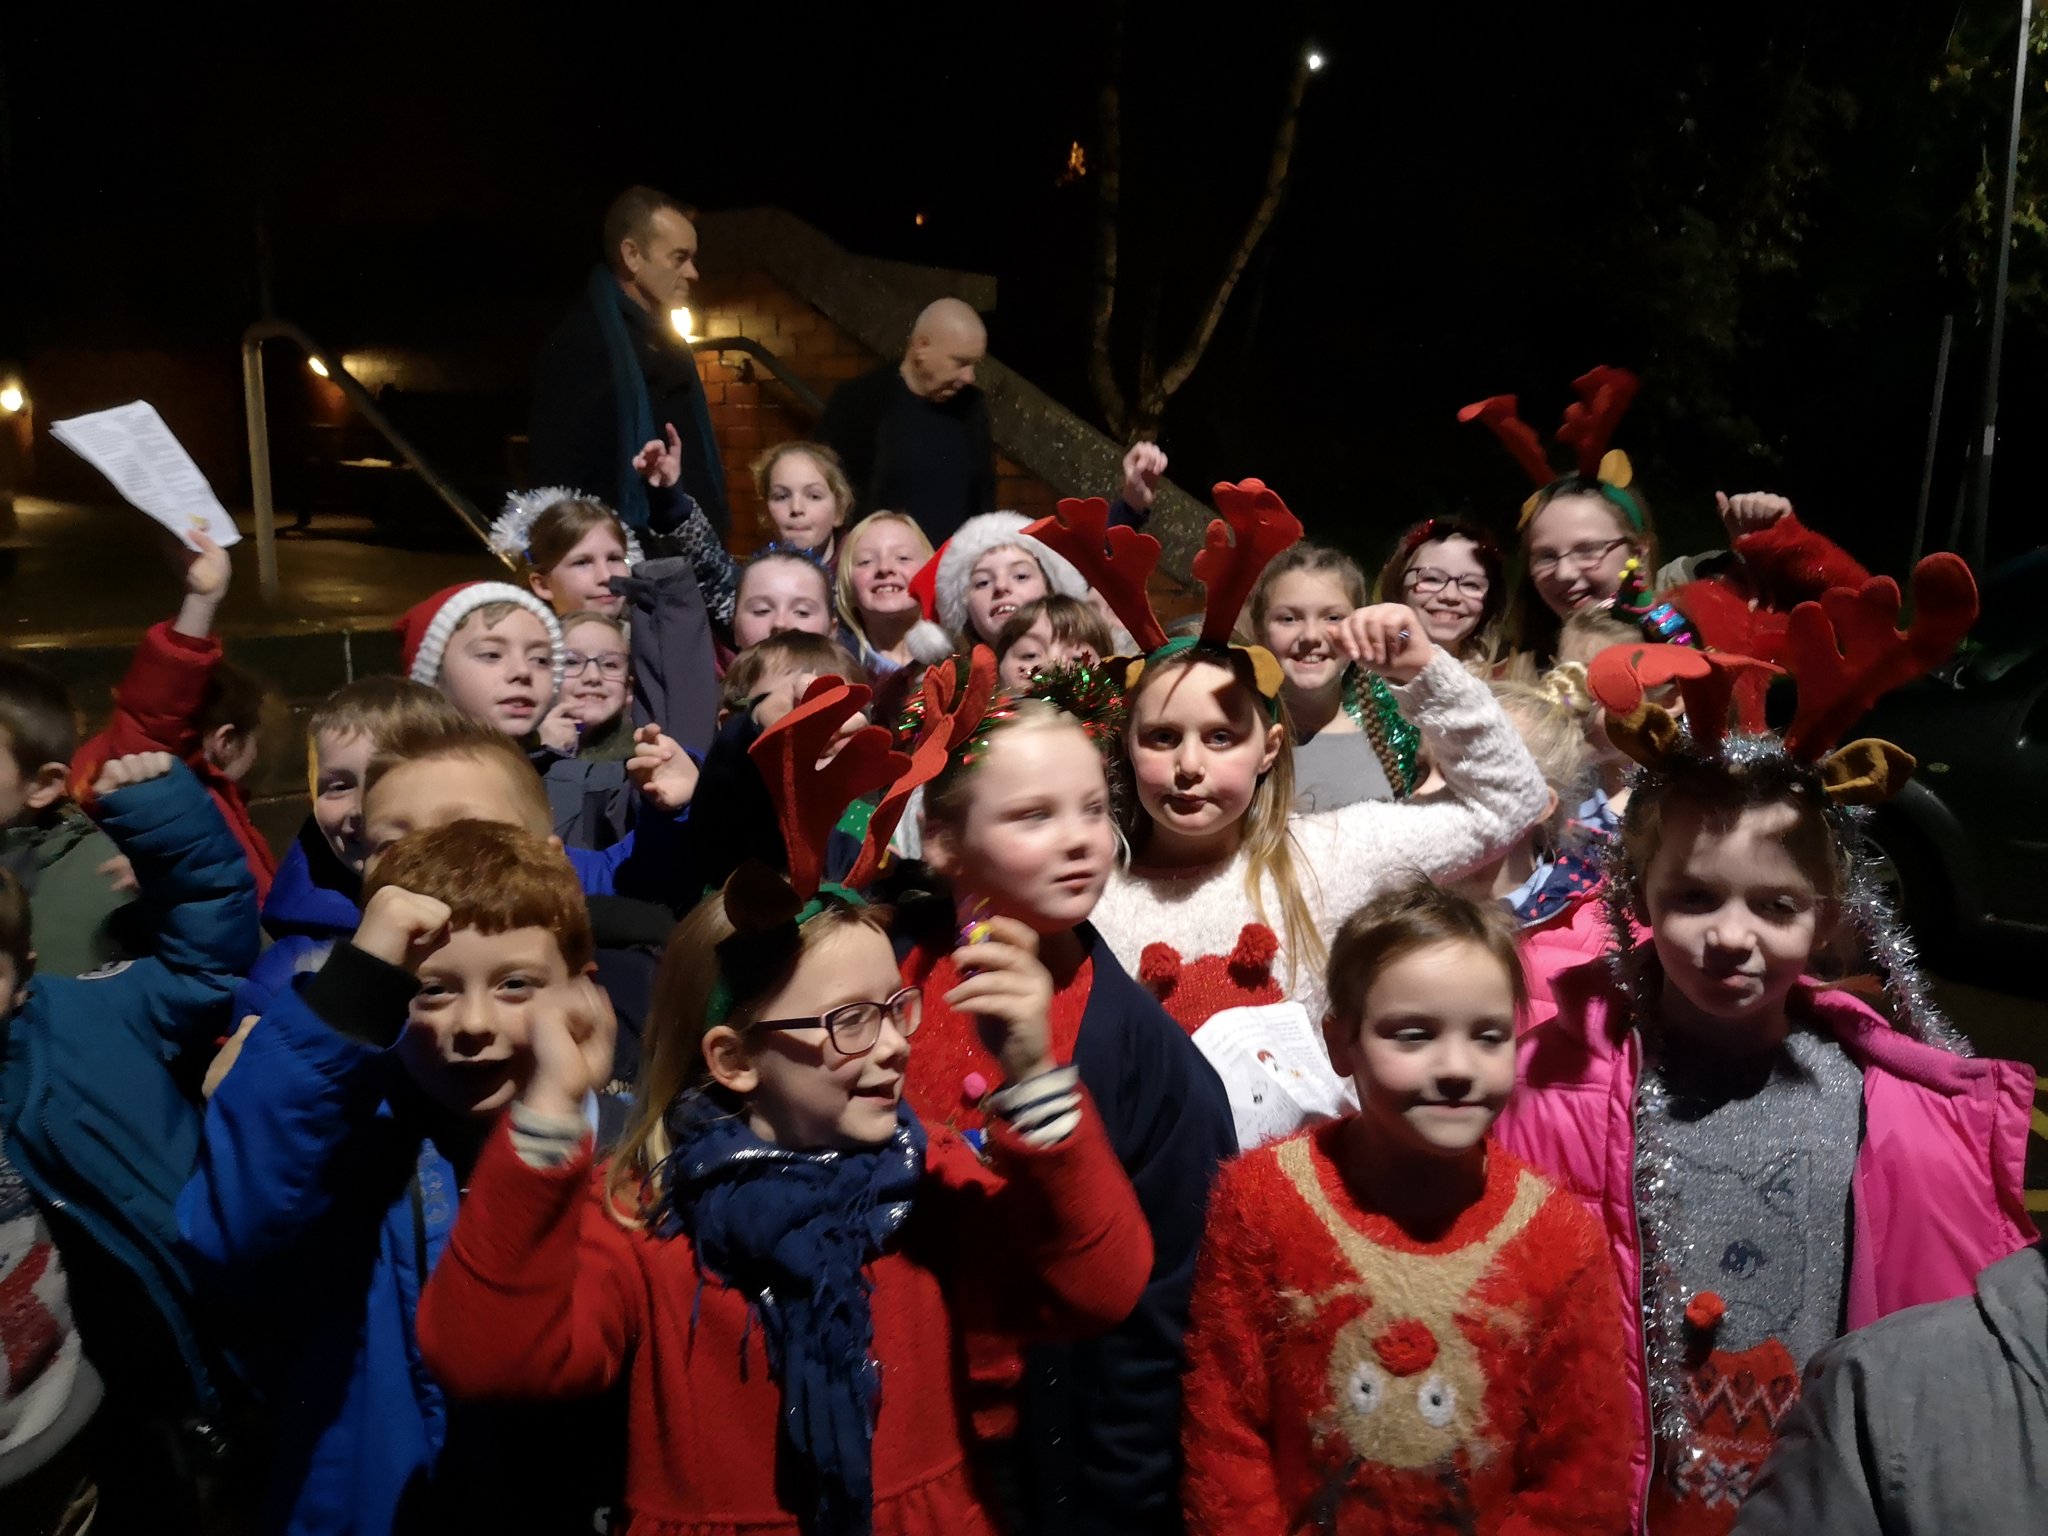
1022, 481, 1303, 710
1457, 365, 1645, 532
489, 486, 647, 568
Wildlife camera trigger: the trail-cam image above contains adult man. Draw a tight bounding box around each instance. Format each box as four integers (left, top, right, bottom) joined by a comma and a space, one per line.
529, 186, 728, 536
815, 297, 995, 545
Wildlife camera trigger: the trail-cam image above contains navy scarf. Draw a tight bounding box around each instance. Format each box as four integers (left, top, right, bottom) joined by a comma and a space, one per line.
587, 265, 657, 533
659, 1090, 926, 1536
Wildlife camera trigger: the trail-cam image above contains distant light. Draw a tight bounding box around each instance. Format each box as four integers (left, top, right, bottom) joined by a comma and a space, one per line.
0, 384, 22, 414
1057, 140, 1089, 186
670, 306, 697, 342
1306, 50, 1326, 71
307, 356, 330, 378
914, 212, 927, 227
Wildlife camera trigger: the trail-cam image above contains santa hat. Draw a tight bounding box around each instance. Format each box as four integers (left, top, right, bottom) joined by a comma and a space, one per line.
931, 512, 1089, 640
396, 582, 566, 691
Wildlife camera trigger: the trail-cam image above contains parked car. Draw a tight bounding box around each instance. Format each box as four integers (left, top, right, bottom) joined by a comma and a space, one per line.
1854, 551, 2048, 969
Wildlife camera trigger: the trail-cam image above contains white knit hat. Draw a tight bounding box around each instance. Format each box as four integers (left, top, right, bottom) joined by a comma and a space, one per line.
933, 512, 1090, 640
397, 581, 567, 693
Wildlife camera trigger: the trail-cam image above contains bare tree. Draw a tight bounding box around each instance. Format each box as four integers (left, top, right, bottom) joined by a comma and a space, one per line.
1088, 8, 1316, 442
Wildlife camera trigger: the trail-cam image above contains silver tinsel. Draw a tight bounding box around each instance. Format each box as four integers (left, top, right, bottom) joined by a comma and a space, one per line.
1593, 725, 1967, 1473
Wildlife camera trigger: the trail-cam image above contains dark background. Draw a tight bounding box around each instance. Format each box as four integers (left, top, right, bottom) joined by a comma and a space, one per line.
2, 0, 2042, 579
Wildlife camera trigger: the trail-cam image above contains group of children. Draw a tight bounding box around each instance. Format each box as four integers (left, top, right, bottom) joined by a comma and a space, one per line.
0, 363, 2034, 1536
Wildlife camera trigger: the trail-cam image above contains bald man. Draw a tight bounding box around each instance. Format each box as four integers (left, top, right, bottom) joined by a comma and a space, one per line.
814, 298, 996, 544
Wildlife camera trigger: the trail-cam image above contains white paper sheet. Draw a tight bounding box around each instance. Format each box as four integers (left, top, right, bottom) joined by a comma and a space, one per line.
1191, 1001, 1358, 1151
50, 401, 241, 550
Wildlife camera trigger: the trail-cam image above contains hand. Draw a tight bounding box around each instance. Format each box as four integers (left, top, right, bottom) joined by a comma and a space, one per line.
1121, 441, 1167, 512
97, 855, 138, 894
520, 976, 618, 1120
1331, 604, 1435, 685
634, 422, 684, 489
354, 886, 453, 972
942, 916, 1058, 1085
627, 724, 699, 812
92, 752, 175, 797
1716, 491, 1793, 540
183, 529, 232, 600
203, 1015, 259, 1100
536, 702, 583, 755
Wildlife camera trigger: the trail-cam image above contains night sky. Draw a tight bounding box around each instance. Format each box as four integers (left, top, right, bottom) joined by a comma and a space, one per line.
4, 2, 2042, 581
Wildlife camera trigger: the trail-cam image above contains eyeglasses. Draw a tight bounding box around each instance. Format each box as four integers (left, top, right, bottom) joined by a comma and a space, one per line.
1528, 537, 1631, 577
754, 985, 923, 1057
564, 650, 629, 681
1402, 567, 1490, 598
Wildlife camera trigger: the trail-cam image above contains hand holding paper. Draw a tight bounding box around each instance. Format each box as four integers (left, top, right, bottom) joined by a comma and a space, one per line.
50, 400, 242, 552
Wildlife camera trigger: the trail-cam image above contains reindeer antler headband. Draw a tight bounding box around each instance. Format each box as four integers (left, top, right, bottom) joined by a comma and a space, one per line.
1458, 365, 1645, 532
1022, 480, 1304, 709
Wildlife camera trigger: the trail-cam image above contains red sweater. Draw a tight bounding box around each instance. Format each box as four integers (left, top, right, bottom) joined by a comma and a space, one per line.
1183, 1125, 1632, 1536
901, 945, 1092, 1134
418, 1107, 1151, 1536
72, 620, 276, 904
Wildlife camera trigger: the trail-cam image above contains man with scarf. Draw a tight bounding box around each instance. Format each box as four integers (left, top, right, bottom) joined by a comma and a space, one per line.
529, 185, 730, 539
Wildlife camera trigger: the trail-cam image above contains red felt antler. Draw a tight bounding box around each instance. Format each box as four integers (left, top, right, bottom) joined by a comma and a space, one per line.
842, 648, 999, 890
1457, 395, 1555, 488
749, 678, 909, 898
1023, 498, 1168, 652
1554, 366, 1640, 479
1587, 642, 1781, 758
1195, 481, 1304, 646
1780, 554, 1978, 762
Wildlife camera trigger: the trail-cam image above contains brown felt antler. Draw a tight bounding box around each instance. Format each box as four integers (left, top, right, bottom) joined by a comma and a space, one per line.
1456, 395, 1555, 488
1586, 642, 1782, 768
841, 647, 998, 890
1780, 554, 1978, 763
1022, 498, 1168, 653
1196, 481, 1304, 646
1554, 366, 1640, 480
749, 678, 909, 899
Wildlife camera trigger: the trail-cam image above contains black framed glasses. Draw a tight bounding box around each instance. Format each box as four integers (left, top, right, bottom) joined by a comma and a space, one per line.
1528, 537, 1630, 577
754, 985, 923, 1056
565, 650, 630, 681
1402, 567, 1490, 598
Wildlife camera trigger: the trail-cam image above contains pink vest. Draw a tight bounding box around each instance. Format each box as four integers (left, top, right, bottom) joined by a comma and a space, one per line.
1493, 960, 2037, 1530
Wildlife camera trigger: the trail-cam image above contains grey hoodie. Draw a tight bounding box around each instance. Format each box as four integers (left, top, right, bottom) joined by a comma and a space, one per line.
1734, 1243, 2048, 1534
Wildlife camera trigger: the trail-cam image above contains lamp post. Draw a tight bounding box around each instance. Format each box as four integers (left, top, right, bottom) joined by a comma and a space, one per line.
1962, 0, 2035, 576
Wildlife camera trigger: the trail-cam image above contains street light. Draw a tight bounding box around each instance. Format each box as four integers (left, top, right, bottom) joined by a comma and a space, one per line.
1306, 50, 1326, 72
308, 356, 331, 379
0, 384, 23, 414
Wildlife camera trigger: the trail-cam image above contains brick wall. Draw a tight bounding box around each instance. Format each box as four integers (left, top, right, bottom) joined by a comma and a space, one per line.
690, 272, 1057, 554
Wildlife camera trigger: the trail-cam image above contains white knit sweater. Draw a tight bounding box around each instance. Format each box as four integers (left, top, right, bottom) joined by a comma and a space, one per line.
1093, 649, 1549, 1031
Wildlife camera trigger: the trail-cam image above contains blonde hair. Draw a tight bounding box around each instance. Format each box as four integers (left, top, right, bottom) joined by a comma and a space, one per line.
752, 441, 855, 531
1249, 543, 1369, 629
605, 893, 889, 1225
1508, 486, 1660, 664
1124, 650, 1324, 983
306, 677, 468, 808
1488, 680, 1593, 842
835, 511, 936, 655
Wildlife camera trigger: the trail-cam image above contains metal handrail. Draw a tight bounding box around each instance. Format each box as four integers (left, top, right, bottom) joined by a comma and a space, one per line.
688, 335, 826, 416
240, 319, 509, 603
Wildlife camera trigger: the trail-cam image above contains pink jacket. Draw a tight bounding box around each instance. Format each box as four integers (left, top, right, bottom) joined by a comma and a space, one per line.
1493, 958, 2037, 1529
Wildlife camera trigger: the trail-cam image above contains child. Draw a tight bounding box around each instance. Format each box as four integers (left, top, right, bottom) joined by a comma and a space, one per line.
908, 666, 1237, 1536
1027, 487, 1549, 1145
491, 485, 739, 631
1493, 582, 2035, 1532
994, 593, 1112, 693
1461, 680, 1598, 926
933, 511, 1089, 648
229, 677, 465, 1026
3, 753, 257, 1533
0, 652, 140, 977
1183, 878, 1630, 1534
720, 631, 863, 726
1551, 609, 1641, 831
1373, 515, 1507, 667
395, 581, 566, 739
835, 511, 954, 678
538, 610, 635, 761
180, 818, 615, 1536
754, 440, 854, 565
1251, 544, 1422, 810
414, 695, 1153, 1536
71, 528, 279, 903
733, 548, 837, 651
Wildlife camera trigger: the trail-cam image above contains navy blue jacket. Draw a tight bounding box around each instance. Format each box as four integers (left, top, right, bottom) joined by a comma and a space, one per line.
1018, 926, 1236, 1536
233, 822, 361, 1024
0, 763, 258, 1424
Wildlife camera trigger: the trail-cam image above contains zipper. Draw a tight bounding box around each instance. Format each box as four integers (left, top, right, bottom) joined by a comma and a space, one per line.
1624, 1028, 1655, 1531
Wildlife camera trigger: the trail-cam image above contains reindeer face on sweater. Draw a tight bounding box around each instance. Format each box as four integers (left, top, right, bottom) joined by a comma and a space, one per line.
1139, 924, 1284, 1036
